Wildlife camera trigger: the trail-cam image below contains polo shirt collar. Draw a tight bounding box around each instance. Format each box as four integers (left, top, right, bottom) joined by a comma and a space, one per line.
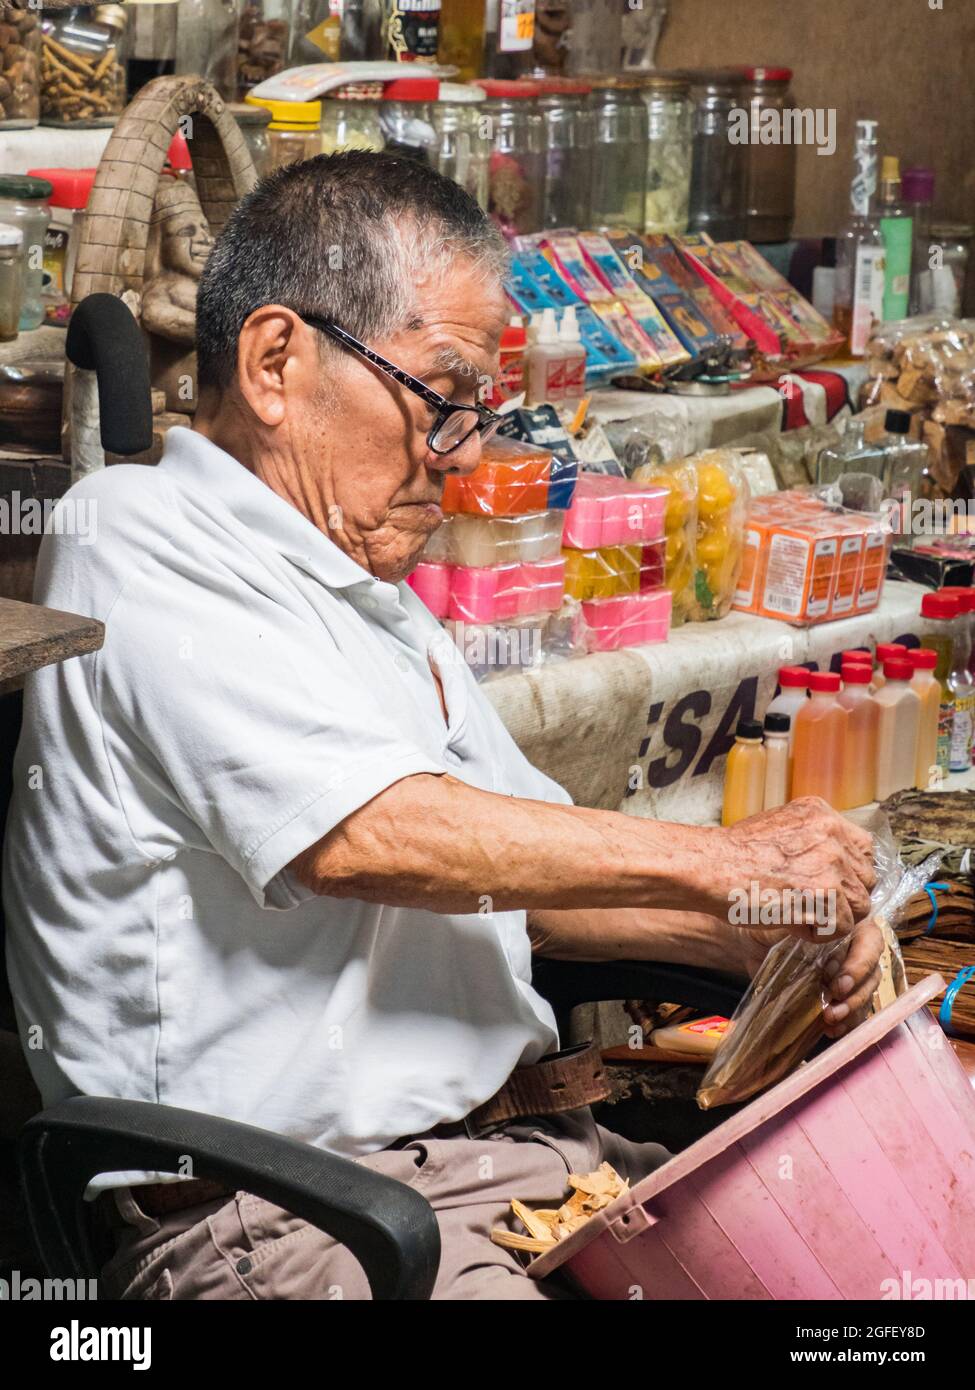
159, 426, 385, 596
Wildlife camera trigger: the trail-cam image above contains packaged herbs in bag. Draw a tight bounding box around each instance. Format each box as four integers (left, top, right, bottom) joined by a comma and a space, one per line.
697, 823, 943, 1110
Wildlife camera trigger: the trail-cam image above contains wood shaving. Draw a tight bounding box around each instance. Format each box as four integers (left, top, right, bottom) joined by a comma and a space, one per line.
490, 1162, 628, 1254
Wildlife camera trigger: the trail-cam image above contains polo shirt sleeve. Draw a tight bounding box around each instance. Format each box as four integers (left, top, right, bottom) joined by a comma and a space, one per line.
98, 566, 445, 909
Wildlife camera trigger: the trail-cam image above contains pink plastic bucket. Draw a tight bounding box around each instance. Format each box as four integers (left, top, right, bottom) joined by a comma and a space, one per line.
530, 976, 975, 1300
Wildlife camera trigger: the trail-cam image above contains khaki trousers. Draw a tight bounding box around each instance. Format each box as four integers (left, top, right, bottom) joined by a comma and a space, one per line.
99, 1108, 670, 1301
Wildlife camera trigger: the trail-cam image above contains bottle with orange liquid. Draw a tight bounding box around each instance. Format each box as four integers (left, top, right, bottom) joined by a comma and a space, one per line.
837, 663, 879, 809
874, 657, 922, 800
791, 671, 845, 806
908, 647, 942, 790
722, 719, 766, 826
871, 642, 908, 691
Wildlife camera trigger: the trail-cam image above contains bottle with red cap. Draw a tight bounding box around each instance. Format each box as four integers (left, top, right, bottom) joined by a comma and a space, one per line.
765, 666, 809, 760
871, 642, 907, 691
874, 657, 921, 800
791, 671, 845, 806
938, 587, 975, 769
485, 315, 527, 409
837, 663, 879, 809
908, 648, 942, 789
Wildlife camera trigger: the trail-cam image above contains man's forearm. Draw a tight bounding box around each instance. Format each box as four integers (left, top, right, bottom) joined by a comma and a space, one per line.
527, 906, 744, 974
290, 772, 735, 917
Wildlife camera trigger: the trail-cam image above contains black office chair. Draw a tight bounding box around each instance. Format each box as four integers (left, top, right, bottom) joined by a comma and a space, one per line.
7, 296, 745, 1299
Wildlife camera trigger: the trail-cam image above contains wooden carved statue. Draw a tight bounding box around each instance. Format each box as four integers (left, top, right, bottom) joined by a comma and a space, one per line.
65, 75, 258, 467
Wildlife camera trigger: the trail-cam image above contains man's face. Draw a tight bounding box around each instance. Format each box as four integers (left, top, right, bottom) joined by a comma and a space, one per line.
287, 259, 507, 583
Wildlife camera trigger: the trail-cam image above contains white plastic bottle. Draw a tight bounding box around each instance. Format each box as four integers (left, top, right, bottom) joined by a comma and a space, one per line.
525, 306, 565, 404
874, 657, 922, 800
558, 305, 587, 413
765, 666, 810, 756
762, 712, 790, 809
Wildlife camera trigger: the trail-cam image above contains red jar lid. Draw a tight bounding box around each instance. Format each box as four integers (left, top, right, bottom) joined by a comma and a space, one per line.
875, 642, 909, 659
26, 167, 97, 210
809, 671, 841, 693
474, 79, 541, 99
939, 586, 975, 613
908, 648, 938, 670
884, 658, 914, 681
383, 77, 440, 101
840, 664, 872, 684
921, 592, 961, 618
741, 66, 793, 83
777, 665, 810, 687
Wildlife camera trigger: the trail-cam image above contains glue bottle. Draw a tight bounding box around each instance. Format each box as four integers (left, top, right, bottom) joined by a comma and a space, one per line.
722, 719, 766, 827
558, 305, 587, 413
526, 306, 565, 404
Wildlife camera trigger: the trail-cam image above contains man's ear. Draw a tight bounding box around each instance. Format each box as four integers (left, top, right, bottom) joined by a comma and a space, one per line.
235, 306, 317, 427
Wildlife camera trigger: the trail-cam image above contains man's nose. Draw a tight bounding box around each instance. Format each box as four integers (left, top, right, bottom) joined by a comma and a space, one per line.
429, 431, 483, 478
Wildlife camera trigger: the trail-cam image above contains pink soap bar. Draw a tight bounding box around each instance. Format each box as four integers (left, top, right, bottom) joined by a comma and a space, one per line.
448, 563, 522, 623
518, 556, 566, 616
563, 474, 667, 549
562, 474, 613, 549
408, 562, 451, 618
583, 587, 672, 650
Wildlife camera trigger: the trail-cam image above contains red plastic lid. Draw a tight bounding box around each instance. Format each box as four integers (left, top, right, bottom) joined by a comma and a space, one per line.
841, 649, 873, 666
908, 648, 938, 670
166, 131, 193, 172
809, 671, 841, 693
840, 664, 872, 684
500, 319, 527, 350
777, 665, 810, 688
741, 66, 793, 83
533, 77, 593, 96
884, 658, 914, 681
26, 166, 97, 210
474, 79, 541, 99
383, 77, 440, 101
875, 642, 908, 659
921, 592, 961, 619
939, 586, 975, 613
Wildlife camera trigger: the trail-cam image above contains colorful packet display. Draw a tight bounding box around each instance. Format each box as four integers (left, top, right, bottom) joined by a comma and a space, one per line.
575, 305, 638, 380
508, 248, 583, 313
540, 233, 611, 303
577, 232, 689, 369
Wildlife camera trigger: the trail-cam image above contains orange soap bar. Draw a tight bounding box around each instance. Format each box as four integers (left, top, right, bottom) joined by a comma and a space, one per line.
442, 437, 551, 516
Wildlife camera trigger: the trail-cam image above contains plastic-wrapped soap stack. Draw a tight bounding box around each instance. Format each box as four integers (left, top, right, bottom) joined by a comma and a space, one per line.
560, 474, 672, 650
408, 436, 578, 680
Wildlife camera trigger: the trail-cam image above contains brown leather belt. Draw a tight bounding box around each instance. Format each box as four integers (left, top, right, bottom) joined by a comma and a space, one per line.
113, 1043, 610, 1217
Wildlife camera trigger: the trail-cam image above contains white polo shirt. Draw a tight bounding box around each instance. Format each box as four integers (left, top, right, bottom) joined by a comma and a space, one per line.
3, 427, 566, 1178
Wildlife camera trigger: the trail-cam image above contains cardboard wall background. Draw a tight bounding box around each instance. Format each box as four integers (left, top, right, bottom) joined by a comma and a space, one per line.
656, 0, 975, 238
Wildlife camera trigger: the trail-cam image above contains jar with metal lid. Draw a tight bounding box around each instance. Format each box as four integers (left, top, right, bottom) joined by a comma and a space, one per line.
425, 82, 490, 210
0, 175, 52, 331
740, 65, 795, 243
379, 76, 438, 159
237, 1, 292, 98
588, 80, 647, 231
40, 4, 129, 127
229, 101, 273, 178
321, 81, 385, 154
641, 73, 692, 236
0, 3, 41, 128
535, 77, 592, 230
245, 95, 321, 170
475, 78, 544, 237
687, 69, 747, 242
0, 223, 25, 343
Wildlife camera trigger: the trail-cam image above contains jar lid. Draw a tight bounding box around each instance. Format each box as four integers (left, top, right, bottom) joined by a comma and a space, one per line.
383, 77, 439, 101
638, 72, 690, 94
434, 83, 485, 104
0, 174, 53, 201
533, 77, 593, 96
227, 102, 273, 127
326, 82, 384, 101
25, 167, 96, 210
678, 67, 745, 92
0, 222, 24, 248
741, 66, 793, 83
902, 167, 935, 202
930, 221, 975, 240
474, 79, 540, 99
244, 95, 322, 124
94, 3, 127, 32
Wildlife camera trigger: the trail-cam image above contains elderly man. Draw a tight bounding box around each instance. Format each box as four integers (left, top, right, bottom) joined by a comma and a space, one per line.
4, 153, 878, 1301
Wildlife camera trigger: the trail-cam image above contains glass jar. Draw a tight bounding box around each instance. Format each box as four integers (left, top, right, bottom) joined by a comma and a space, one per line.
229, 101, 273, 177
687, 69, 747, 242
40, 4, 129, 127
476, 78, 544, 237
379, 76, 437, 158
641, 73, 692, 236
425, 83, 490, 211
588, 80, 648, 231
928, 222, 973, 316
564, 0, 622, 78
0, 3, 41, 128
174, 0, 238, 103
24, 166, 96, 325
740, 65, 795, 243
246, 95, 322, 169
125, 0, 177, 99
536, 78, 592, 230
0, 223, 25, 343
237, 0, 292, 98
0, 175, 51, 331
321, 82, 385, 153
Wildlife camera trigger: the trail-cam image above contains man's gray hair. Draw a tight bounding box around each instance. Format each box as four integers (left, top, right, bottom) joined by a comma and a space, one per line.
196, 150, 508, 390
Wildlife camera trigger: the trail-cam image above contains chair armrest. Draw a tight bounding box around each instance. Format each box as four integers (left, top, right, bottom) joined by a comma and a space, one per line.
532, 958, 746, 1027
19, 1096, 440, 1300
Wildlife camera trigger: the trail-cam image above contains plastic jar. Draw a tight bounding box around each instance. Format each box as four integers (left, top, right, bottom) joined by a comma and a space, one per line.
380, 76, 438, 158
536, 77, 592, 231
0, 175, 51, 331
476, 78, 544, 237
229, 100, 273, 177
588, 80, 648, 231
640, 72, 692, 236
237, 0, 291, 98
426, 82, 490, 210
687, 69, 747, 242
40, 3, 129, 127
0, 223, 25, 343
321, 81, 384, 153
245, 95, 321, 169
0, 3, 41, 128
740, 66, 795, 243
25, 167, 96, 324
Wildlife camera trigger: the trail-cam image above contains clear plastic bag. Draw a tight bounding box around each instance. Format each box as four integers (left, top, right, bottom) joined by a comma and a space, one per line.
697, 822, 944, 1110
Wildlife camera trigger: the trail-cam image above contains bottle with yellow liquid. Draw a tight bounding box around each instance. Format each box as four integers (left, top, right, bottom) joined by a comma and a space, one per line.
837, 663, 879, 809
874, 658, 922, 800
791, 671, 845, 806
722, 719, 766, 827
908, 647, 942, 790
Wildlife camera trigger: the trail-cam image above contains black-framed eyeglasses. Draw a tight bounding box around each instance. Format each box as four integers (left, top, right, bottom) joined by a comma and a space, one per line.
297, 311, 504, 457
